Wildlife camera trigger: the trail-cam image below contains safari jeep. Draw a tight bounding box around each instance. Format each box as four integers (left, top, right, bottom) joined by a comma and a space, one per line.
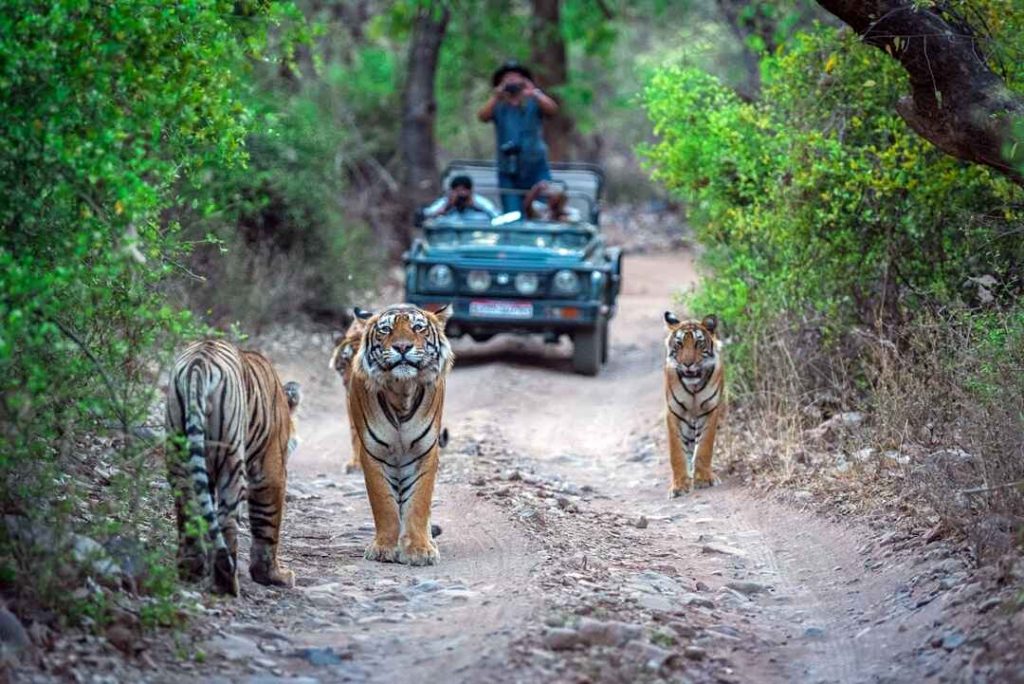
403, 160, 622, 376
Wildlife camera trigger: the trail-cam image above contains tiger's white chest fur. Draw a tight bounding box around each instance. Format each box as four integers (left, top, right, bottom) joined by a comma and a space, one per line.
358, 382, 442, 509
666, 361, 722, 478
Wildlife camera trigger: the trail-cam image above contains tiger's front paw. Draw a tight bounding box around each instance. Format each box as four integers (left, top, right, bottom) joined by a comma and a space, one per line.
344, 458, 362, 474
669, 482, 693, 498
364, 539, 399, 563
694, 475, 720, 490
398, 538, 439, 567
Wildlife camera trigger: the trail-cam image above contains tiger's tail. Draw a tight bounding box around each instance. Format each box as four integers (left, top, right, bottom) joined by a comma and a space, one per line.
183, 366, 230, 583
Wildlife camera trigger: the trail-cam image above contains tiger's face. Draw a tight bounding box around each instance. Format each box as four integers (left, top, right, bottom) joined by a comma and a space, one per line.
356, 304, 453, 386
664, 312, 719, 387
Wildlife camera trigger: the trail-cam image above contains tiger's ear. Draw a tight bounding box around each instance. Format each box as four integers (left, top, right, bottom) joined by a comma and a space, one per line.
354, 307, 373, 321
664, 311, 680, 327
432, 303, 453, 326
702, 314, 719, 334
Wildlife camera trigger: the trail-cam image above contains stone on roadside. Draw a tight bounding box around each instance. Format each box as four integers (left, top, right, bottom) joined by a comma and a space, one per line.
726, 580, 770, 596
684, 645, 707, 660
701, 543, 746, 558
0, 606, 31, 654
208, 633, 262, 661
542, 627, 580, 651
633, 515, 649, 529
577, 617, 642, 647
681, 593, 715, 609
627, 640, 676, 670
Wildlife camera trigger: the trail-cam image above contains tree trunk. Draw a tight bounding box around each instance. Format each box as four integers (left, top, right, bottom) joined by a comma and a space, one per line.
530, 0, 574, 162
715, 0, 767, 100
816, 0, 1024, 185
398, 2, 450, 246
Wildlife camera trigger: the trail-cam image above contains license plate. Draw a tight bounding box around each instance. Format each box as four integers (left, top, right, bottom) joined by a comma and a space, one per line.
468, 299, 533, 319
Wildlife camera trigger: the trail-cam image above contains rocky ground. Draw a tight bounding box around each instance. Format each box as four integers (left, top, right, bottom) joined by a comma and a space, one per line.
5, 244, 1023, 683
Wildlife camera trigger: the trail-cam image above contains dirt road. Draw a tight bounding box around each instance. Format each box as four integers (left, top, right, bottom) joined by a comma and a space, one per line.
121, 249, 977, 683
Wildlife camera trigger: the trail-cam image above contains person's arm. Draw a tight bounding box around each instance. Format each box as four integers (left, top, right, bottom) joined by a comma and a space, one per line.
474, 194, 500, 218
525, 82, 559, 116
522, 183, 544, 219
477, 87, 503, 122
424, 195, 450, 218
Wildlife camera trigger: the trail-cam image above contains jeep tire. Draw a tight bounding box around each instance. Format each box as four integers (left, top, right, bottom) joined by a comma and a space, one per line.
572, 325, 602, 376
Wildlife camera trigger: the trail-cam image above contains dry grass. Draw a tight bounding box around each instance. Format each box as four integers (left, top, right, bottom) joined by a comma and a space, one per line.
723, 310, 1024, 559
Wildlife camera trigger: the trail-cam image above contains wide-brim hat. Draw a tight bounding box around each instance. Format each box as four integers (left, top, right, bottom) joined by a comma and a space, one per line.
492, 60, 533, 86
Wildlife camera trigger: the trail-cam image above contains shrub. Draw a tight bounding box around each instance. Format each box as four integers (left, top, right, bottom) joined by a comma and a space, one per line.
642, 25, 1024, 393
0, 0, 302, 619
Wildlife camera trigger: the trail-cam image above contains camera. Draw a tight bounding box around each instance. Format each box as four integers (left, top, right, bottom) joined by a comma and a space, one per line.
503, 82, 523, 96
498, 141, 521, 176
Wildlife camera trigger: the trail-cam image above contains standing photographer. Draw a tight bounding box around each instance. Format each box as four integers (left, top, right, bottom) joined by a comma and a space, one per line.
477, 60, 559, 213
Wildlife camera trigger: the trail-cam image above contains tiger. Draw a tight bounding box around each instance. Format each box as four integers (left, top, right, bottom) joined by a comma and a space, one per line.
663, 312, 725, 497
328, 312, 369, 473
165, 340, 301, 595
347, 303, 453, 566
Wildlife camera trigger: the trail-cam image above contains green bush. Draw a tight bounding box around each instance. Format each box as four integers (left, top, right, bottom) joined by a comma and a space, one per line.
642, 25, 1024, 391
182, 65, 378, 327
0, 0, 301, 618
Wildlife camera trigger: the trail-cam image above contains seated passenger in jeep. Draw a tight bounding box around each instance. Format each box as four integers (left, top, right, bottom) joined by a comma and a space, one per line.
424, 175, 499, 220
523, 181, 580, 223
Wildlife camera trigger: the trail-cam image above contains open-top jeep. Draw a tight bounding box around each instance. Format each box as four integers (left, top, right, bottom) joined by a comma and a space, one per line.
403, 160, 622, 375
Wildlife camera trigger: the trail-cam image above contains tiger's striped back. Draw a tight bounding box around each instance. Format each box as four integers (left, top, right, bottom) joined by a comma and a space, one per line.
165, 340, 299, 595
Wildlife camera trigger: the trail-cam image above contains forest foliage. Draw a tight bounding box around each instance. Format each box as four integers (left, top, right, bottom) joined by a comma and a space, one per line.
1, 0, 1022, 630
643, 5, 1024, 548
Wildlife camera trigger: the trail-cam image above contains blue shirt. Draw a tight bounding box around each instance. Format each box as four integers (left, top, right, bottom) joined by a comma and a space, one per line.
493, 98, 547, 163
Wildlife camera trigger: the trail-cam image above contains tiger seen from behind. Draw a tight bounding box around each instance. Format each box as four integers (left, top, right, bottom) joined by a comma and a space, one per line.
347, 303, 453, 566
663, 312, 725, 497
165, 340, 301, 595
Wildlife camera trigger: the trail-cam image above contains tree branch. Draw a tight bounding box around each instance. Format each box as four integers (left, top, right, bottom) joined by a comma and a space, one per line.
816, 0, 1024, 185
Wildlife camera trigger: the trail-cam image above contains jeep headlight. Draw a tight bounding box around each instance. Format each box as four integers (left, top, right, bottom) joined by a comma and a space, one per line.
467, 270, 491, 293
552, 269, 580, 296
427, 264, 454, 290
514, 272, 540, 295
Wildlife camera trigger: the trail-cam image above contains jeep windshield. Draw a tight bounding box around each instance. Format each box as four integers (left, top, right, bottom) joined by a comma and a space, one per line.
423, 222, 594, 251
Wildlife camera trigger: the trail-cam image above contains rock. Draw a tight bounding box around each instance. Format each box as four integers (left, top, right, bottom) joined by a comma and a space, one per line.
978, 597, 1002, 613
228, 623, 293, 643
941, 632, 966, 651
803, 626, 826, 639
726, 580, 770, 596
701, 543, 746, 558
681, 593, 715, 609
577, 617, 642, 647
853, 447, 876, 462
291, 646, 349, 667
542, 628, 580, 651
0, 606, 30, 653
636, 593, 675, 612
695, 581, 710, 592
627, 640, 675, 670
556, 496, 578, 513
633, 515, 649, 529
105, 624, 136, 654
209, 634, 262, 661
669, 622, 696, 638
684, 646, 707, 661
72, 535, 123, 579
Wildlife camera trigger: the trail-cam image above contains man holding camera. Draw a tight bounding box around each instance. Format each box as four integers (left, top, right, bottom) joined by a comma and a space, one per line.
423, 174, 499, 220
477, 60, 559, 213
